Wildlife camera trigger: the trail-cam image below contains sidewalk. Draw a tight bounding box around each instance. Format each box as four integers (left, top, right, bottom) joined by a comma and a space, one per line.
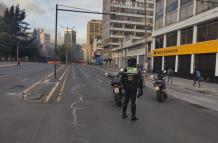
0, 61, 31, 67
0, 62, 16, 67
147, 75, 218, 96
94, 65, 218, 111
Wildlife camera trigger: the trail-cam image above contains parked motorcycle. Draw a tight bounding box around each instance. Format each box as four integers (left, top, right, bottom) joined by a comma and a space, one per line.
105, 71, 124, 107
151, 73, 168, 102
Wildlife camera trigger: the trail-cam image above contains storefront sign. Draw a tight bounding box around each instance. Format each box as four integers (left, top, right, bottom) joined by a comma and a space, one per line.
152, 40, 218, 57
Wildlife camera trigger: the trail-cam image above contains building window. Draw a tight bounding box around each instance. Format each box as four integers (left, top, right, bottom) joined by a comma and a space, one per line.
166, 32, 177, 47
197, 20, 218, 42
165, 0, 178, 26
196, 0, 218, 14
155, 0, 164, 30
136, 25, 145, 30
136, 32, 144, 37
125, 24, 134, 29
180, 0, 193, 20
155, 35, 164, 49
166, 0, 178, 13
181, 28, 193, 45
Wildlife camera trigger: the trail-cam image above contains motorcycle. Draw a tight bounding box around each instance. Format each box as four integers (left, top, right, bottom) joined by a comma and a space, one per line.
105, 71, 124, 107
151, 73, 168, 102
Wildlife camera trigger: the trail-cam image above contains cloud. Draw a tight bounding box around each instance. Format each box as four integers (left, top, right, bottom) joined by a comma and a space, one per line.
15, 0, 47, 15
0, 2, 7, 16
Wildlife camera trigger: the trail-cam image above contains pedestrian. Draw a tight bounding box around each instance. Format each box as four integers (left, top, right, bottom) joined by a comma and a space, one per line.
193, 69, 201, 88
121, 57, 143, 121
17, 58, 21, 66
140, 64, 143, 72
167, 68, 174, 84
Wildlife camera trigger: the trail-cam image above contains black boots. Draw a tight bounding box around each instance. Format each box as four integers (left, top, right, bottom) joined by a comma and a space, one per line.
131, 116, 138, 121
122, 113, 128, 119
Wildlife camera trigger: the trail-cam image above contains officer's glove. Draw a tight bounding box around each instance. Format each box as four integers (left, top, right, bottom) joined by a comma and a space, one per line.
137, 89, 143, 98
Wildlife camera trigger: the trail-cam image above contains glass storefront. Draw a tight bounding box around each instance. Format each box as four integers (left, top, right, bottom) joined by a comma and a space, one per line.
178, 55, 191, 77
164, 56, 176, 70
153, 57, 162, 73
195, 53, 216, 77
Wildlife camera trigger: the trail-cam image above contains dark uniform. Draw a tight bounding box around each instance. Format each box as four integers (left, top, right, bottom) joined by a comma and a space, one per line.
121, 58, 143, 121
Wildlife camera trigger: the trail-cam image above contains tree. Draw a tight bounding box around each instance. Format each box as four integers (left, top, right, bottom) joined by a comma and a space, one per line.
57, 44, 67, 63
0, 4, 28, 60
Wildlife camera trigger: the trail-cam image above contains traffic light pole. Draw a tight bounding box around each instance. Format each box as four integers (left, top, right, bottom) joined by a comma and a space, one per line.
54, 4, 58, 79
54, 4, 114, 79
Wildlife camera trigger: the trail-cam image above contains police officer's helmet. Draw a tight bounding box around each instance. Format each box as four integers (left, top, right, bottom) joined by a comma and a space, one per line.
127, 57, 137, 67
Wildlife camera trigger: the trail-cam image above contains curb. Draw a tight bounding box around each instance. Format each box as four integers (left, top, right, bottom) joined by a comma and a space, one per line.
17, 65, 65, 99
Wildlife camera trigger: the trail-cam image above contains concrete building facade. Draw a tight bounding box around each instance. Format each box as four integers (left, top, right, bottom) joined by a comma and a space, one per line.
86, 20, 102, 62
102, 0, 154, 65
64, 29, 77, 62
151, 0, 218, 82
38, 29, 51, 57
64, 29, 76, 45
112, 36, 152, 68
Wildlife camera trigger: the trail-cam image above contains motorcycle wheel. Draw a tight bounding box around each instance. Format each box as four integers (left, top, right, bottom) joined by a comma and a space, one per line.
156, 91, 163, 102
163, 93, 168, 99
115, 94, 122, 107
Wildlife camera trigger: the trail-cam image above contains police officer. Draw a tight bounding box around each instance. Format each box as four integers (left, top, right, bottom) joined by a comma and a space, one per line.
121, 57, 143, 121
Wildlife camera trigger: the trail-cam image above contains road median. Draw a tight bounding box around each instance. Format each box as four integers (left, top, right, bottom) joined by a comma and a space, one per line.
17, 65, 67, 103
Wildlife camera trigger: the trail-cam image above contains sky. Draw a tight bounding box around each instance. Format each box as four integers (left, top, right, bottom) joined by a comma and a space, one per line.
0, 0, 103, 44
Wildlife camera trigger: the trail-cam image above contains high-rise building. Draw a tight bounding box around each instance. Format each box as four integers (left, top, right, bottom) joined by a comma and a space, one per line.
151, 0, 218, 81
64, 29, 76, 45
102, 0, 154, 65
63, 29, 77, 62
86, 20, 102, 62
38, 29, 51, 57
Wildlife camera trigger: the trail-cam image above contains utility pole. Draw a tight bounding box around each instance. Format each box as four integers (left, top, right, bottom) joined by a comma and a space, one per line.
66, 26, 68, 65
144, 0, 148, 70
54, 4, 58, 79
16, 40, 19, 62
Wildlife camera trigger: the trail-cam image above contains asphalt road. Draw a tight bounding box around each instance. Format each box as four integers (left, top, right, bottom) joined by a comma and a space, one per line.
0, 64, 218, 143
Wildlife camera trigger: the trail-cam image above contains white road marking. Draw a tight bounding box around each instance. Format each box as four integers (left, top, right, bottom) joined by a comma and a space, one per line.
97, 79, 103, 83
44, 66, 69, 103
0, 75, 8, 78
7, 93, 17, 96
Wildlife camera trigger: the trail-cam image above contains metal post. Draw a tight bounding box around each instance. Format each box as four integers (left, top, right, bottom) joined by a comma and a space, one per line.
66, 27, 68, 65
54, 4, 58, 79
16, 40, 19, 61
144, 0, 148, 70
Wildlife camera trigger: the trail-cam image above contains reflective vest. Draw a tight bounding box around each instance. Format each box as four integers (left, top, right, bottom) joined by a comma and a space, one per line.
126, 67, 138, 82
